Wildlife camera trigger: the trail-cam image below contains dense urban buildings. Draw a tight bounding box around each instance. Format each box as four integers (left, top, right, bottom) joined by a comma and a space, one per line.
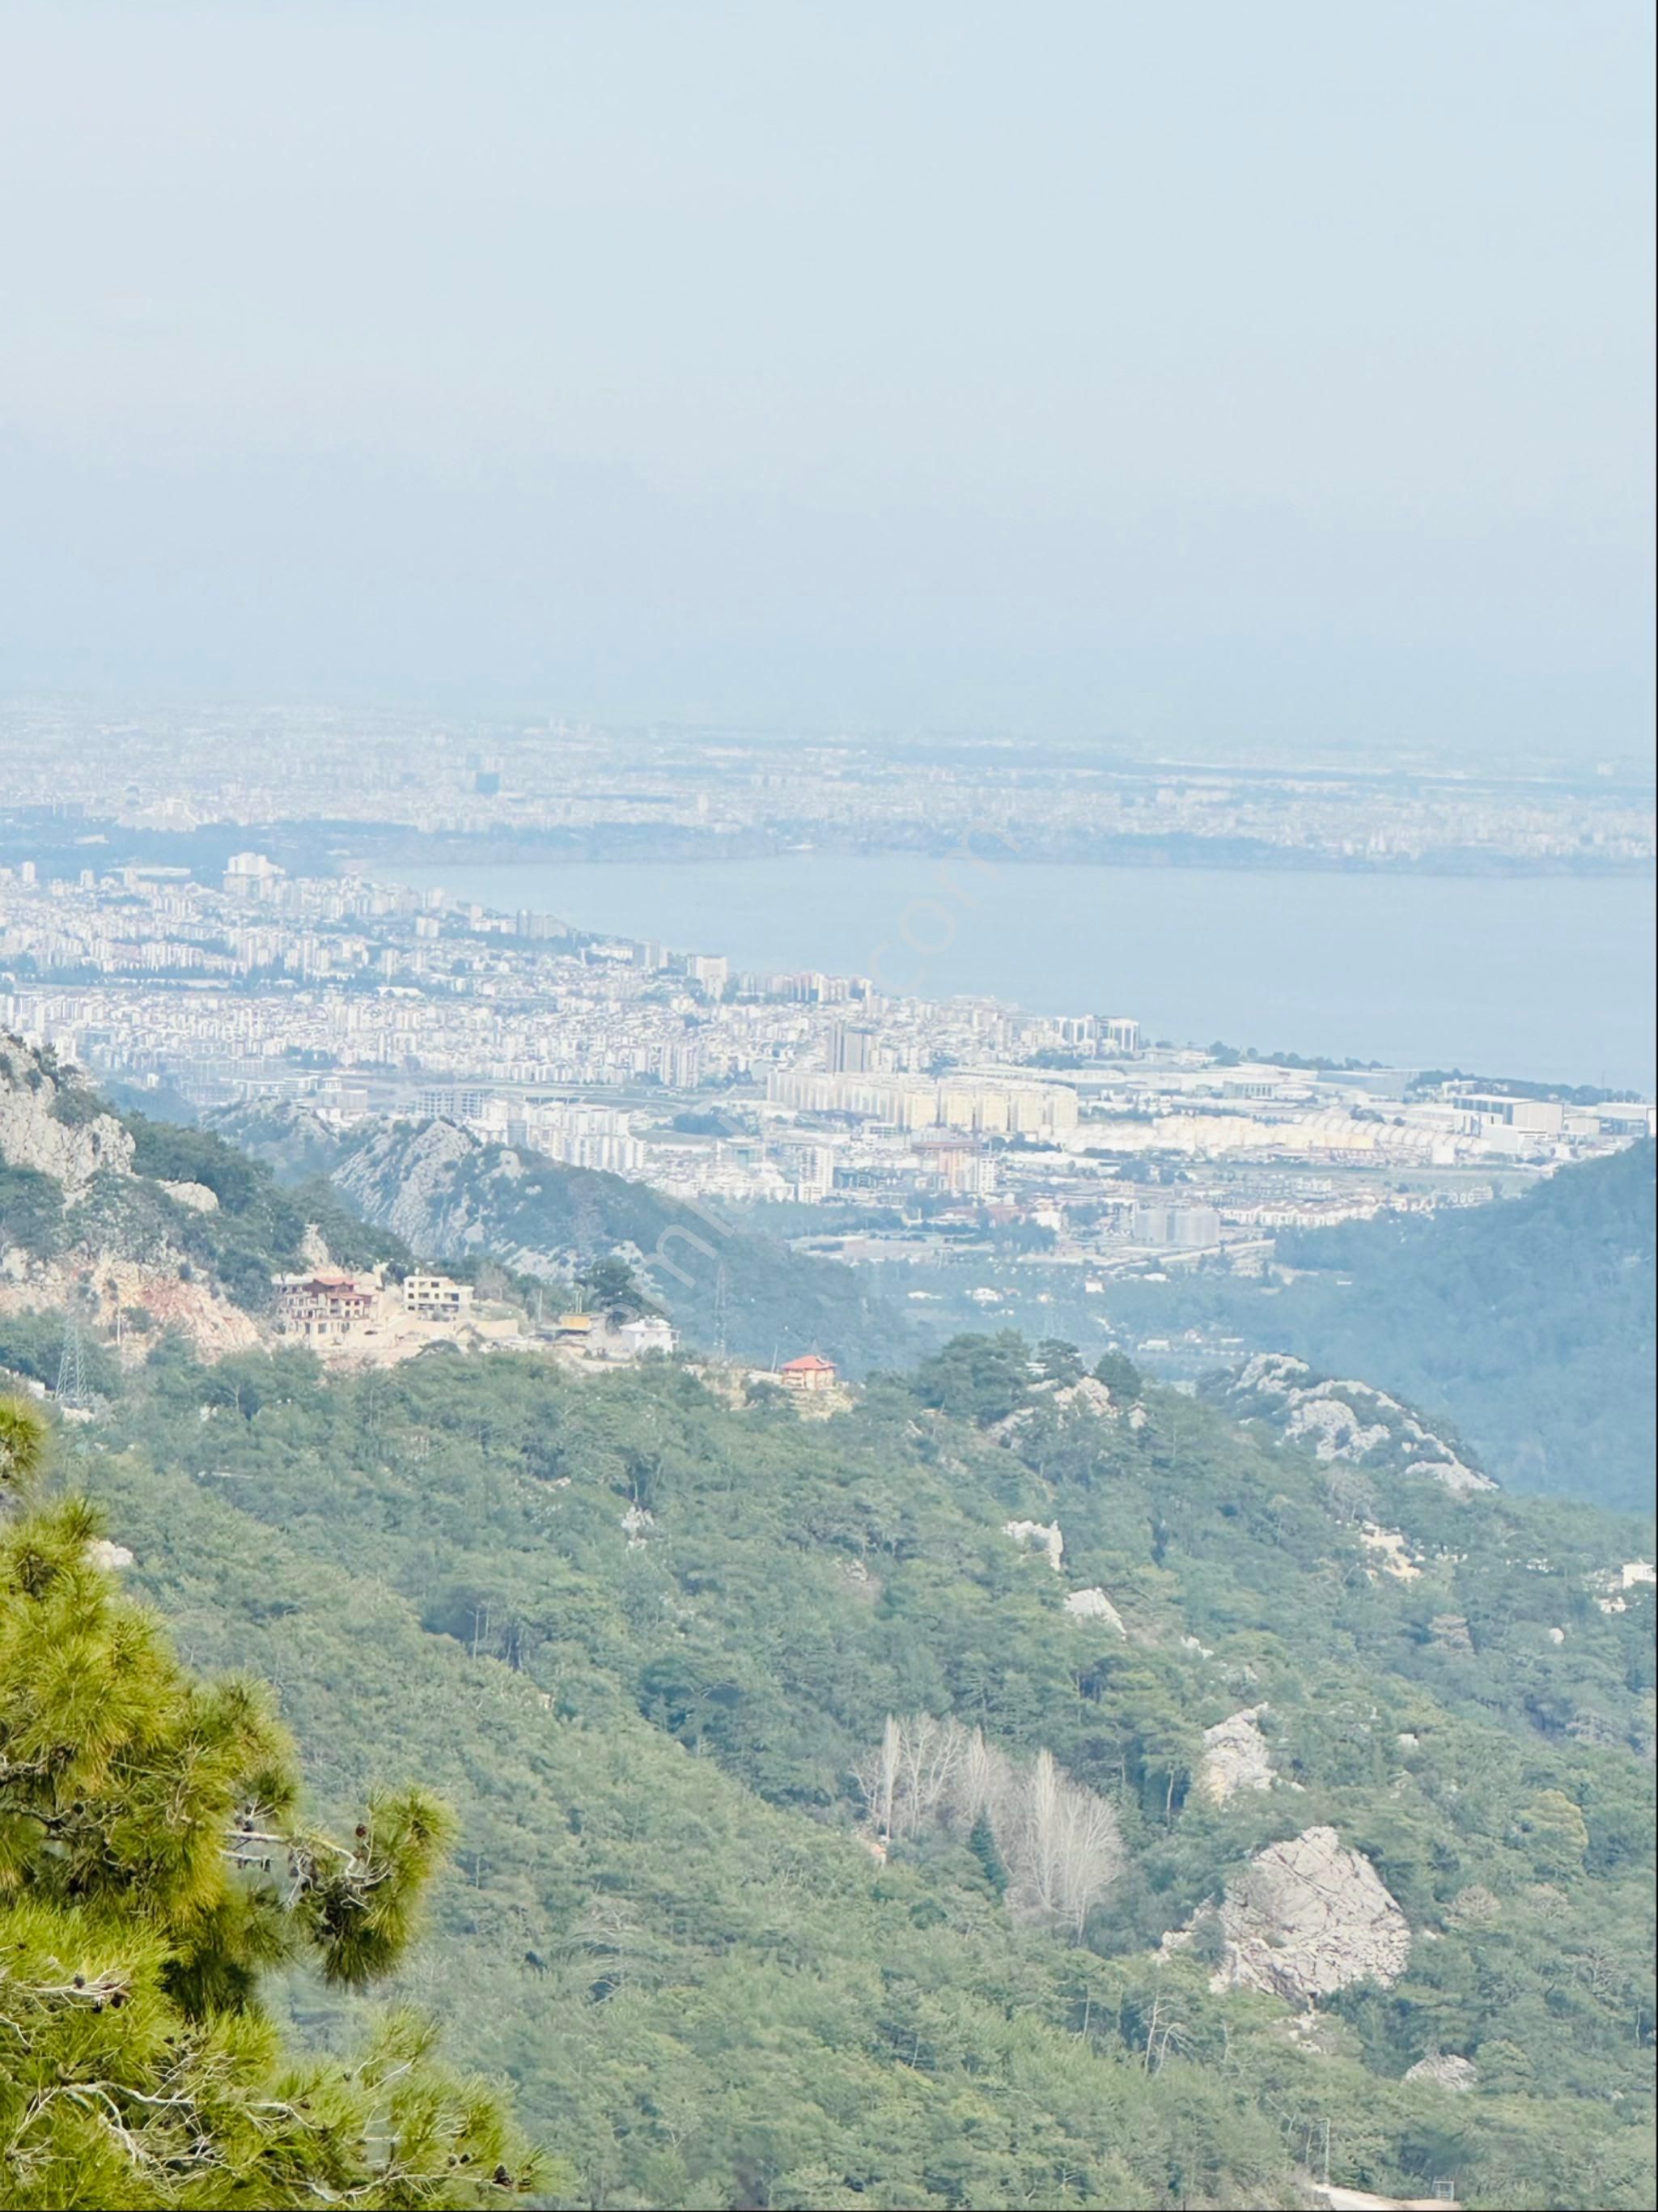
2, 849, 1648, 1293
2, 705, 1651, 869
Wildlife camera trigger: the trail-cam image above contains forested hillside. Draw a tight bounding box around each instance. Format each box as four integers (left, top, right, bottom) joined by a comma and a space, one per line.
1098, 1142, 1656, 1512
56, 1330, 1655, 2210
1266, 1139, 1655, 1508
6, 1049, 1656, 2206
163, 1093, 1658, 1511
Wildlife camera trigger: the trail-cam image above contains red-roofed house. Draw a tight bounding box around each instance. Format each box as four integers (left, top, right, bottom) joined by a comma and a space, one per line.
276, 1272, 377, 1341
779, 1352, 837, 1393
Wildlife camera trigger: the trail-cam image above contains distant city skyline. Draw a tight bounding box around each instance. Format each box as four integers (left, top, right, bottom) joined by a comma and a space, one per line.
4, 847, 1648, 1212
2, 2, 1652, 756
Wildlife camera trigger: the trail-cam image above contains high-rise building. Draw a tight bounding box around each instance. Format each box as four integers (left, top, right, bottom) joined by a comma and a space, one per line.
685, 953, 728, 999
829, 1022, 875, 1074
223, 851, 282, 899
515, 910, 567, 942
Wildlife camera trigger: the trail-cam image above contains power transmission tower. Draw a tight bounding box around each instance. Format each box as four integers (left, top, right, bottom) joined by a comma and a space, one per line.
713, 1261, 728, 1359
55, 1305, 90, 1411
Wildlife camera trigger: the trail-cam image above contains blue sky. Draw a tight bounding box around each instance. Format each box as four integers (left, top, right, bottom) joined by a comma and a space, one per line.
1, 2, 1652, 757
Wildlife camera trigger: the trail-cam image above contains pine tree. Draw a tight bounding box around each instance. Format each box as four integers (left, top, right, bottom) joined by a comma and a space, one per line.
0, 1397, 542, 2208
967, 1808, 1009, 1898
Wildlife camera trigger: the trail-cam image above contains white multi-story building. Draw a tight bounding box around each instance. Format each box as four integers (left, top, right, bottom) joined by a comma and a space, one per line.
685, 953, 728, 999
403, 1274, 476, 1320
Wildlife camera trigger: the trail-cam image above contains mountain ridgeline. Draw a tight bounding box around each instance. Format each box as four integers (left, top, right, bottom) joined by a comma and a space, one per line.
1263, 1137, 1656, 1509
0, 1041, 413, 1388
210, 1100, 919, 1373
0, 1044, 911, 1378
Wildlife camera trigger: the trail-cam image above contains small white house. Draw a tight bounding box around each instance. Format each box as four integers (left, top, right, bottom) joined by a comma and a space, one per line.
614, 1314, 676, 1359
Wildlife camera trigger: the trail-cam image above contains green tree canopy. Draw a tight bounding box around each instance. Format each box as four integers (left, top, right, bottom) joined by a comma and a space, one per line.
0, 1398, 539, 2209
908, 1331, 1033, 1424
575, 1255, 659, 1327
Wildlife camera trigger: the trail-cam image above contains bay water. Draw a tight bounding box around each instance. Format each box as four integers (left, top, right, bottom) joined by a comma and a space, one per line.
385, 856, 1656, 1093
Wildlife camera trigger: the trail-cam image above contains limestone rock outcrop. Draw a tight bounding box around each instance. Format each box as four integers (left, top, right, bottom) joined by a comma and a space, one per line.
1194, 1706, 1274, 1803
1003, 1518, 1064, 1570
0, 1046, 134, 1193
1168, 1824, 1410, 2006
159, 1178, 219, 1213
1064, 1586, 1126, 1634
1403, 2053, 1477, 2093
1051, 1375, 1117, 1420
992, 1374, 1120, 1446
1206, 1353, 1496, 1494
332, 1118, 483, 1256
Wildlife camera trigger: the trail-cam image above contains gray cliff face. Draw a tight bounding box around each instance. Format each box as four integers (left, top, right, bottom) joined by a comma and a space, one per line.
332, 1120, 488, 1256
0, 1044, 134, 1193
1404, 2052, 1478, 2092
331, 1120, 583, 1280
0, 1040, 261, 1357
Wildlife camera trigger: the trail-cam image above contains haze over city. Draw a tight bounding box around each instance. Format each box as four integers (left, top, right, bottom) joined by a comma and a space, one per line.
2, 0, 1653, 756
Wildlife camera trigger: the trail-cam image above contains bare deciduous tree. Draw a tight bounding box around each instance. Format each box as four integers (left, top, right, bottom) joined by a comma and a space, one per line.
897, 1710, 965, 1838
854, 1712, 904, 1841
855, 1713, 1122, 1938
956, 1724, 1015, 1829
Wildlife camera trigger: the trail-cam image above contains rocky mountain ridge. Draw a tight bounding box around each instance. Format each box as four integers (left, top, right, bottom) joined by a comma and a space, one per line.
217, 1102, 917, 1373
1202, 1352, 1498, 1493
0, 1039, 134, 1189
0, 1040, 261, 1364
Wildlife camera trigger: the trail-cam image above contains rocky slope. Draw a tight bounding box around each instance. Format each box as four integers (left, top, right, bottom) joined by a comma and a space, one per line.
80, 1323, 1655, 2210
1193, 1706, 1275, 1804
0, 1040, 262, 1365
1202, 1352, 1497, 1494
221, 1105, 918, 1373
0, 1039, 134, 1189
1235, 1141, 1656, 1510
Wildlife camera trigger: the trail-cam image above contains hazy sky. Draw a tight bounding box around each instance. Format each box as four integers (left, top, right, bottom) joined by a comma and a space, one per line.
2, 2, 1652, 755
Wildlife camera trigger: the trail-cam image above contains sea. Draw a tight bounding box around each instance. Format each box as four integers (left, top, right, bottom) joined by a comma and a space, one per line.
382, 856, 1657, 1094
